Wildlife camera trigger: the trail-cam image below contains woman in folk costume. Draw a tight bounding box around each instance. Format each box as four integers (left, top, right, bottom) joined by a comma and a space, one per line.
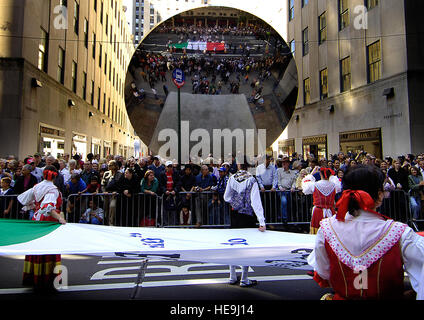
307, 165, 424, 300
302, 166, 342, 234
17, 165, 66, 292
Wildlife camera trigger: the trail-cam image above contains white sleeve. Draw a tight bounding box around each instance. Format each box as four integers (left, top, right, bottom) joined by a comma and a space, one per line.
223, 177, 233, 203
400, 228, 424, 298
302, 174, 316, 195
329, 175, 342, 194
307, 228, 330, 279
17, 188, 35, 206
250, 180, 266, 227
40, 190, 59, 207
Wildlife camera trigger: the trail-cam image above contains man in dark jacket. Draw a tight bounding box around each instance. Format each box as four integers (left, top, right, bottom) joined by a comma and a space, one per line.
159, 161, 181, 226
13, 164, 38, 195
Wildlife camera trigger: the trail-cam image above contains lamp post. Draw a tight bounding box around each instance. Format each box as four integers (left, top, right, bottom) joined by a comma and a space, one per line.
172, 68, 185, 165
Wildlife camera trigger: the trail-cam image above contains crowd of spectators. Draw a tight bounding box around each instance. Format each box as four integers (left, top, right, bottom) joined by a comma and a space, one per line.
129, 46, 289, 103
155, 23, 276, 42
0, 150, 423, 227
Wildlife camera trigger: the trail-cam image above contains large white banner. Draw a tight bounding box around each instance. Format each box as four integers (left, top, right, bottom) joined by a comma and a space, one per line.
0, 222, 316, 270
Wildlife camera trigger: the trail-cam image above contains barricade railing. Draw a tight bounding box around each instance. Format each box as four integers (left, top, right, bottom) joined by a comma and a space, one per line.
65, 193, 161, 227
259, 190, 313, 225
1, 189, 421, 231
163, 191, 231, 228
0, 195, 23, 220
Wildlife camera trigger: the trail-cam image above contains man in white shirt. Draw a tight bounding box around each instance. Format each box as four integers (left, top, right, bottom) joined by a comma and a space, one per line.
224, 159, 266, 288
277, 157, 297, 224
59, 159, 71, 184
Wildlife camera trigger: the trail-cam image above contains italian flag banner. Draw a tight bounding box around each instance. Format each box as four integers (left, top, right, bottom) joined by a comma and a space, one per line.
169, 41, 226, 52
0, 219, 315, 270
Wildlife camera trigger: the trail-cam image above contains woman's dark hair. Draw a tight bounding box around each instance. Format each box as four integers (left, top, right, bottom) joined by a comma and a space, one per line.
342, 164, 385, 216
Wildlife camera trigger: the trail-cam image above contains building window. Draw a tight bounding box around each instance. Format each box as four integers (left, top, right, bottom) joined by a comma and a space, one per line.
92, 33, 96, 59
366, 0, 378, 10
302, 27, 309, 56
302, 0, 308, 7
74, 1, 79, 35
71, 61, 77, 93
319, 12, 327, 45
98, 87, 101, 110
57, 47, 65, 84
38, 28, 48, 72
303, 78, 311, 104
84, 19, 88, 48
339, 0, 349, 31
320, 68, 328, 100
99, 44, 102, 67
90, 80, 95, 105
340, 56, 351, 92
289, 39, 295, 55
367, 40, 381, 83
82, 72, 87, 100
289, 0, 294, 21
100, 1, 103, 24
103, 93, 106, 114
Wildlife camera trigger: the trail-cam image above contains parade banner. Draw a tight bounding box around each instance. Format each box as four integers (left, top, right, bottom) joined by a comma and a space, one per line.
0, 219, 315, 270
170, 41, 225, 52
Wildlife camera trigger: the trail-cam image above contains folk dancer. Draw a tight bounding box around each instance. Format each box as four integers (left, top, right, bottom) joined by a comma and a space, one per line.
302, 167, 342, 234
17, 165, 66, 292
307, 165, 424, 300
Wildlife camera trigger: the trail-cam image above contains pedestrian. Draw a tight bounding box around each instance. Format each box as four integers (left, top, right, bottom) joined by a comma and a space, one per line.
223, 159, 266, 287
152, 87, 158, 100
307, 164, 424, 300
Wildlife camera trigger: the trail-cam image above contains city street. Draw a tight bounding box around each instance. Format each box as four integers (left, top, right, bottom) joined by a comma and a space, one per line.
0, 255, 332, 301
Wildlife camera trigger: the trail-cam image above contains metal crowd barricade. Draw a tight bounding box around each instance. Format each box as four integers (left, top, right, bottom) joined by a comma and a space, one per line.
379, 190, 412, 223
259, 190, 313, 226
0, 195, 22, 220
65, 193, 161, 227
161, 191, 231, 228
2, 188, 421, 231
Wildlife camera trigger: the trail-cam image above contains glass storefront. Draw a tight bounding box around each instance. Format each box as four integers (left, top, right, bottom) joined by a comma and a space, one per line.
302, 135, 327, 160
103, 141, 111, 158
278, 139, 295, 157
39, 125, 66, 158
91, 137, 102, 157
339, 128, 382, 159
72, 133, 87, 161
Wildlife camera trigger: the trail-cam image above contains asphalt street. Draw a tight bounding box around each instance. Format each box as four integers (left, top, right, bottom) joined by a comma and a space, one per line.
0, 255, 332, 301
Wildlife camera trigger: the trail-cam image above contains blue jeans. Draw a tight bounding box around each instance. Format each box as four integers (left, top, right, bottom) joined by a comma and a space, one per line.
410, 196, 421, 219
280, 191, 291, 222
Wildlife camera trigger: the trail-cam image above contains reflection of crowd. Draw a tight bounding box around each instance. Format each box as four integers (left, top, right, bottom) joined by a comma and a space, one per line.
128, 48, 289, 99
156, 24, 276, 42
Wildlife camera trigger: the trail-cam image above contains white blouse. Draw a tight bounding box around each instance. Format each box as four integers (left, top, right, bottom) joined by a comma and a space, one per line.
308, 210, 424, 299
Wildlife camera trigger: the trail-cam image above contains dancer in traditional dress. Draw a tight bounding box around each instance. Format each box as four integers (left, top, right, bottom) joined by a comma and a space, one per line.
308, 165, 424, 300
224, 160, 266, 287
302, 167, 342, 234
18, 165, 66, 292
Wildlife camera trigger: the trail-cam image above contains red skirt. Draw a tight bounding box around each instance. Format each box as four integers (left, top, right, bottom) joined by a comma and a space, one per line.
22, 254, 61, 290
310, 206, 334, 234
